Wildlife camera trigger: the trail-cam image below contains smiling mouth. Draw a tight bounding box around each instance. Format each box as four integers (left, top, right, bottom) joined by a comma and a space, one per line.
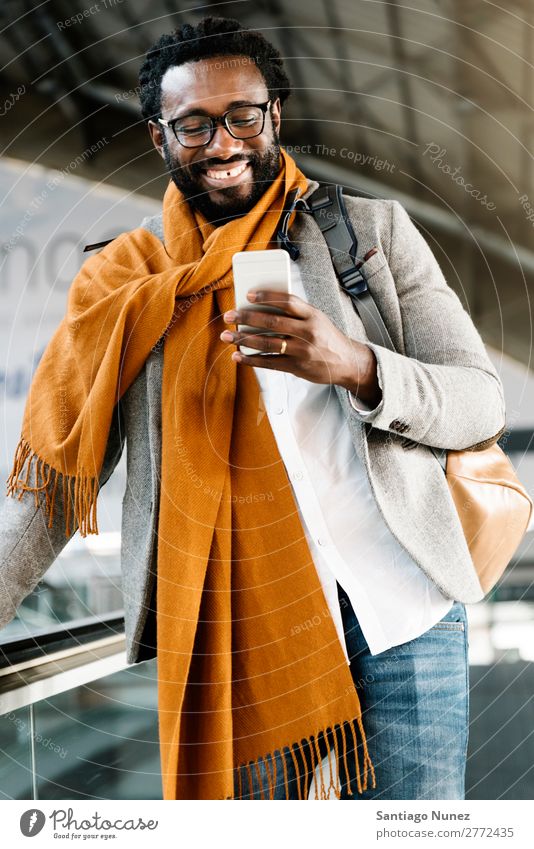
202, 161, 251, 183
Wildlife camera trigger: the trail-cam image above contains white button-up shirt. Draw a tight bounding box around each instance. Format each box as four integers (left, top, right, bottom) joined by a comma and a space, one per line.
251, 260, 454, 665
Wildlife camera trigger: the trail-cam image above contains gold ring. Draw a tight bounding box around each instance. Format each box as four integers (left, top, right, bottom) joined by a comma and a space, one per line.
279, 339, 287, 355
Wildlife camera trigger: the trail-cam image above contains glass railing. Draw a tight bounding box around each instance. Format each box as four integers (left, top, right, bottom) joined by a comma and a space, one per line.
0, 662, 162, 800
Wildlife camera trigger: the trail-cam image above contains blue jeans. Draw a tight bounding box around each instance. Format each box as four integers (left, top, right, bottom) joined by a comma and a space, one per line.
233, 582, 469, 800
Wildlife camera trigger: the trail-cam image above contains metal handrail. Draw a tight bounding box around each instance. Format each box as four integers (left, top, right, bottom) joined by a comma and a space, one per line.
0, 611, 134, 714
0, 610, 125, 672
0, 631, 131, 714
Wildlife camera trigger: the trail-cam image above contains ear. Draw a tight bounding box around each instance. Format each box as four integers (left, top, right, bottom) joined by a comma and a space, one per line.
270, 98, 281, 135
148, 120, 166, 160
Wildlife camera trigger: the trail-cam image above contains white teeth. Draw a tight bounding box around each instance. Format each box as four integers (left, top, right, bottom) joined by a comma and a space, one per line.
205, 162, 248, 180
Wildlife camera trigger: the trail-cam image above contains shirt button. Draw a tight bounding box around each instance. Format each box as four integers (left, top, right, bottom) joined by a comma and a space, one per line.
275, 407, 284, 415
317, 537, 327, 546
293, 470, 304, 480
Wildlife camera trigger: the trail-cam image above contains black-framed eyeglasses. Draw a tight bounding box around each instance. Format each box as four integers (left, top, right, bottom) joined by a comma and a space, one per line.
158, 100, 272, 148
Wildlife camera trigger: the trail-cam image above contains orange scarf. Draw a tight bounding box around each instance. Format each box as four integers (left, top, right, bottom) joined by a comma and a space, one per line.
7, 148, 375, 800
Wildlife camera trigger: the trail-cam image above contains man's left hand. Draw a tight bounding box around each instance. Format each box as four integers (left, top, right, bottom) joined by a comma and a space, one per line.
220, 288, 382, 408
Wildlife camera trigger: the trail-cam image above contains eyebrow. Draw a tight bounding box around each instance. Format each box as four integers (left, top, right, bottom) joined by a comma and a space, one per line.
168, 99, 260, 121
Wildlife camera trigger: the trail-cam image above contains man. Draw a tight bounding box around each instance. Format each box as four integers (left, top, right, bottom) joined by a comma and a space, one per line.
0, 17, 506, 801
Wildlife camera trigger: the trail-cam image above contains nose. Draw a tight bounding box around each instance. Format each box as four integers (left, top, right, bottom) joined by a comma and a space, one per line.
203, 123, 245, 160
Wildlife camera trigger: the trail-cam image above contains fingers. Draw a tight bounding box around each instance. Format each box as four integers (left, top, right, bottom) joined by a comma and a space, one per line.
228, 330, 291, 356
223, 307, 309, 339
223, 289, 311, 324
232, 350, 288, 368
246, 288, 311, 318
231, 343, 291, 368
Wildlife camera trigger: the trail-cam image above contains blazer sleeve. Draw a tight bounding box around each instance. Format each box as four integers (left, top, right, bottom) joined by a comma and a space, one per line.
347, 199, 507, 451
0, 401, 125, 632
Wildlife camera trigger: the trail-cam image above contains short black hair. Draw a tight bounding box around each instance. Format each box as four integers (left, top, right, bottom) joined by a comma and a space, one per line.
138, 16, 291, 123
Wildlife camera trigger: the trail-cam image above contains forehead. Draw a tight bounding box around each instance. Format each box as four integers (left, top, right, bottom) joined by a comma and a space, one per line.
160, 55, 268, 115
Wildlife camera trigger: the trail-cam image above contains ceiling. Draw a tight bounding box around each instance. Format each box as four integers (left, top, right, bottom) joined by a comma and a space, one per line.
1, 0, 533, 365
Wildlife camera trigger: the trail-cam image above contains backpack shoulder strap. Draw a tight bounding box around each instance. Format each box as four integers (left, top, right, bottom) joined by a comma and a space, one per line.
306, 184, 395, 352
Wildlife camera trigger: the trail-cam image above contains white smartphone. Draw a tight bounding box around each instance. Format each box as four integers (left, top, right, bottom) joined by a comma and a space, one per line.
231, 249, 291, 356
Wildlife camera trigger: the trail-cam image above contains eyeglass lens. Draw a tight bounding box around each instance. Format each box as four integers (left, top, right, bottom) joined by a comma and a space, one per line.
174, 105, 266, 147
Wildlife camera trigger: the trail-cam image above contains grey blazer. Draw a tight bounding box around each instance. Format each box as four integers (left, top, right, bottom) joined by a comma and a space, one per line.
0, 179, 506, 665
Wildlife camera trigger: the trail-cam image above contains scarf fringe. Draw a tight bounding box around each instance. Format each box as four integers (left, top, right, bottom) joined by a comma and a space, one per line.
6, 436, 99, 539
228, 716, 376, 800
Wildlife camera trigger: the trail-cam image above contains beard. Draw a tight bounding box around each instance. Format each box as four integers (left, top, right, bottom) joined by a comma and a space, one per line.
162, 129, 282, 225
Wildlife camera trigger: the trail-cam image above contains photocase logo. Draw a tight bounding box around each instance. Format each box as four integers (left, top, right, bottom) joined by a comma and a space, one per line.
20, 809, 46, 836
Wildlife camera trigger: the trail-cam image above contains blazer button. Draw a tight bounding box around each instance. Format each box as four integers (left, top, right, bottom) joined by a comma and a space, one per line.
389, 418, 409, 432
